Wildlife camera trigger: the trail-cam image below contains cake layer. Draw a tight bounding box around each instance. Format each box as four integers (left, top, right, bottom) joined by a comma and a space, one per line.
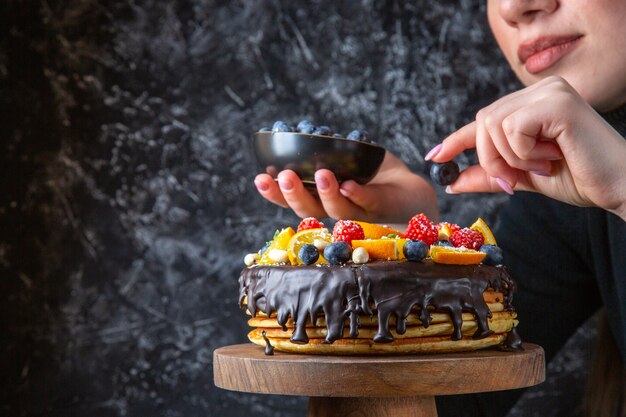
240, 260, 515, 344
249, 330, 509, 355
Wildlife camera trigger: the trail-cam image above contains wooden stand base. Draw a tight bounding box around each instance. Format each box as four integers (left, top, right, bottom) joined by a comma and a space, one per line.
308, 396, 437, 417
214, 343, 544, 417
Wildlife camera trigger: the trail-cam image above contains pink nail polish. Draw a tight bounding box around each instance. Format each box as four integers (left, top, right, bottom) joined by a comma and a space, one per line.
425, 144, 443, 161
495, 177, 514, 195
254, 179, 268, 192
339, 187, 351, 197
278, 179, 293, 190
315, 175, 329, 191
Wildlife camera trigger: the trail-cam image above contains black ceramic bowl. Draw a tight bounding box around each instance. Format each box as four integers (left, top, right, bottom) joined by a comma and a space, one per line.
253, 131, 386, 187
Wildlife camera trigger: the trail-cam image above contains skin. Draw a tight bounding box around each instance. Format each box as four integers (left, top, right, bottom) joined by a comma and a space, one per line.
256, 0, 626, 222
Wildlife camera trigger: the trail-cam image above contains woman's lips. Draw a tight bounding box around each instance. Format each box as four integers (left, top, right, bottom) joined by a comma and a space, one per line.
518, 35, 583, 74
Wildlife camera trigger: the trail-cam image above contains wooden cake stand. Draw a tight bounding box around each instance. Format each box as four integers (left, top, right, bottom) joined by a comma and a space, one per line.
214, 343, 544, 417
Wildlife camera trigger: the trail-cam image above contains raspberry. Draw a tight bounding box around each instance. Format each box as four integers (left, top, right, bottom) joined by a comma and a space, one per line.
297, 217, 325, 232
450, 228, 484, 250
332, 220, 364, 245
405, 213, 438, 246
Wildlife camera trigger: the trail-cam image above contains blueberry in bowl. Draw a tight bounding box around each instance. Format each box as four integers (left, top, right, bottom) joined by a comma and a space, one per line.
253, 120, 386, 188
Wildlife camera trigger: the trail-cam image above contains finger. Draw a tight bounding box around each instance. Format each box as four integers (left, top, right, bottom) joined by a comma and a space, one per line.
429, 121, 477, 162
502, 106, 567, 157
338, 180, 381, 214
255, 173, 289, 208
484, 112, 554, 174
446, 165, 533, 194
276, 170, 328, 218
475, 114, 519, 190
314, 170, 367, 220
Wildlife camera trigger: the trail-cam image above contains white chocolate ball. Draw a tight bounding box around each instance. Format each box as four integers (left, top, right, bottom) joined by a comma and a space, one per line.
244, 253, 259, 266
352, 247, 369, 264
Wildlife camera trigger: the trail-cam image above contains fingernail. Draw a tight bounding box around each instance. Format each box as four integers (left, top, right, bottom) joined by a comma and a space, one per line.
530, 170, 551, 177
254, 179, 268, 192
278, 179, 293, 190
339, 186, 351, 197
495, 177, 514, 195
315, 175, 329, 191
425, 144, 443, 161
445, 186, 458, 194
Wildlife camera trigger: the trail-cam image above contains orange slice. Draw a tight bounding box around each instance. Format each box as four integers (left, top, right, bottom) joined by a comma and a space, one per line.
259, 227, 295, 265
354, 221, 405, 239
470, 218, 497, 245
351, 238, 408, 261
429, 245, 486, 265
287, 228, 331, 265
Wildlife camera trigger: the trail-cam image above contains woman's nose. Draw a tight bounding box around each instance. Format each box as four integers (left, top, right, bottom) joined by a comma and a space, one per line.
498, 0, 558, 27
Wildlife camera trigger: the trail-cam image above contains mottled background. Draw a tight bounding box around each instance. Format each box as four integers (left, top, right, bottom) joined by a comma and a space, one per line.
0, 1, 590, 416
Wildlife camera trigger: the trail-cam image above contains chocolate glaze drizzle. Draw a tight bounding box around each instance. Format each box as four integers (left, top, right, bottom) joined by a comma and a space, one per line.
239, 260, 519, 348
261, 330, 274, 355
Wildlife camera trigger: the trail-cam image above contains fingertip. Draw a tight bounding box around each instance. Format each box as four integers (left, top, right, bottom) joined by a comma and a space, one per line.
493, 177, 515, 195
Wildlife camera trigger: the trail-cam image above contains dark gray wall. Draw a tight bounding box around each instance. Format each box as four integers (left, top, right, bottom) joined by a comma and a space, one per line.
1, 1, 528, 416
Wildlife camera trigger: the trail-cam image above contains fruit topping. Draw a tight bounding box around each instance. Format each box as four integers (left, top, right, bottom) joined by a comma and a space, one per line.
480, 244, 504, 266
429, 246, 486, 265
354, 221, 404, 239
352, 247, 369, 264
298, 244, 320, 265
297, 217, 325, 232
332, 220, 365, 245
449, 228, 484, 250
324, 242, 352, 265
296, 120, 315, 134
405, 213, 438, 246
470, 217, 497, 245
403, 240, 429, 262
351, 238, 407, 261
258, 241, 271, 256
436, 222, 461, 240
272, 121, 291, 133
287, 228, 331, 265
258, 227, 295, 265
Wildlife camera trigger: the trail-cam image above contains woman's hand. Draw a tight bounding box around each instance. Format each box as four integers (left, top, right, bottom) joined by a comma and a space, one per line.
254, 152, 439, 223
430, 76, 626, 220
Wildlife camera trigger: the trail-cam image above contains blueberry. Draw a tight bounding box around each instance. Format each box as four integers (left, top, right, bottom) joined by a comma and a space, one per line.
480, 244, 504, 266
432, 240, 454, 247
259, 127, 270, 132
313, 125, 333, 136
430, 161, 460, 186
346, 130, 371, 142
323, 242, 351, 265
272, 121, 291, 132
403, 240, 429, 262
298, 244, 319, 265
332, 133, 344, 138
296, 120, 315, 134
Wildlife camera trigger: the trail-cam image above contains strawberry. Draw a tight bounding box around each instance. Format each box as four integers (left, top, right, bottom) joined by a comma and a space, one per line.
450, 228, 484, 250
405, 213, 438, 246
297, 217, 325, 232
332, 220, 365, 245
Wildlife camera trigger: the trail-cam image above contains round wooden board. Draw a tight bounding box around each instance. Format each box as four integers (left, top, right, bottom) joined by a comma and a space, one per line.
213, 343, 544, 397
